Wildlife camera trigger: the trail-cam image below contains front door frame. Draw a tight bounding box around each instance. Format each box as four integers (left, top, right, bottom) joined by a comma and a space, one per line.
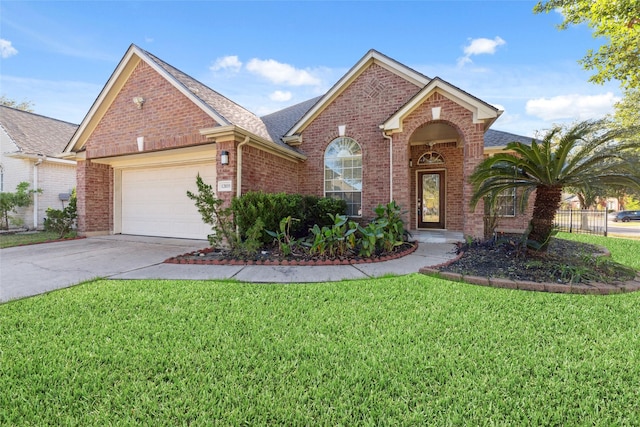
416, 169, 446, 229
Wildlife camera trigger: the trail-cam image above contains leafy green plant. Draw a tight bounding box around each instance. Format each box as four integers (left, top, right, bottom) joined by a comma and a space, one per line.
308, 213, 357, 257
0, 181, 40, 230
266, 216, 300, 257
186, 174, 239, 250
232, 192, 347, 244
373, 201, 407, 252
44, 190, 77, 238
356, 221, 385, 257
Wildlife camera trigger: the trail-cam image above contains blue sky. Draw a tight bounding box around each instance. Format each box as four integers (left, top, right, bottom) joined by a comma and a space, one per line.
0, 1, 622, 137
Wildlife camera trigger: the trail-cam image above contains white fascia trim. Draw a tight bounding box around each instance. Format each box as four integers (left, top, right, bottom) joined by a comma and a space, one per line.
6, 152, 76, 165
286, 50, 430, 137
200, 125, 307, 162
383, 80, 500, 133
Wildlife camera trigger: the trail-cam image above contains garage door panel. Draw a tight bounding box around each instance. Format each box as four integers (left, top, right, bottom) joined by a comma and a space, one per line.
121, 163, 215, 239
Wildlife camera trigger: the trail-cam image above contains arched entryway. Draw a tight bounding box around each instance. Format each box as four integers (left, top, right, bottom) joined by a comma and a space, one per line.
408, 121, 464, 231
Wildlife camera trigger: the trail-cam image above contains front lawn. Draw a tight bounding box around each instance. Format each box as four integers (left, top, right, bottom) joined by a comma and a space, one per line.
0, 231, 77, 248
2, 273, 639, 424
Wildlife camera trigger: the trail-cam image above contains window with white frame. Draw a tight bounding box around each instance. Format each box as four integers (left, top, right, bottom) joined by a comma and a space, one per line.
324, 137, 362, 216
495, 187, 516, 217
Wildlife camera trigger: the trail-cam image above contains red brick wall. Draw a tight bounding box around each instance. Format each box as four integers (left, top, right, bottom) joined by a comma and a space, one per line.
299, 63, 422, 221
79, 60, 219, 234
85, 60, 217, 160
241, 145, 300, 194
409, 141, 464, 230
396, 93, 486, 237
76, 160, 112, 235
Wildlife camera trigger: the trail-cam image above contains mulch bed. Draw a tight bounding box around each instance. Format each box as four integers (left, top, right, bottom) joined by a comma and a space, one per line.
439, 237, 635, 285
165, 242, 417, 266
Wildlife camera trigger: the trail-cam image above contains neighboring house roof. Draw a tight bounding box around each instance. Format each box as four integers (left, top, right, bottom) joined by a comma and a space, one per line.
0, 105, 78, 157
484, 129, 535, 148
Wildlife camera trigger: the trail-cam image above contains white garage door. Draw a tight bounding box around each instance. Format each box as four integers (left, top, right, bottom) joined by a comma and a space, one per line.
121, 163, 215, 239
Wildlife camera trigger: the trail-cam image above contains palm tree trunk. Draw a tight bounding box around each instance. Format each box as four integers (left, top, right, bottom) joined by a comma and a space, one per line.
528, 185, 563, 250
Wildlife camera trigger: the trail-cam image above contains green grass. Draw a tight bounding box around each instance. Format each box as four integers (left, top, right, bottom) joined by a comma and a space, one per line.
2, 271, 640, 425
0, 231, 76, 248
558, 232, 640, 270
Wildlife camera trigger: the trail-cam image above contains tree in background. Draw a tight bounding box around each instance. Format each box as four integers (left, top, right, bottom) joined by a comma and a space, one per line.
534, 0, 639, 140
534, 0, 640, 91
0, 95, 34, 112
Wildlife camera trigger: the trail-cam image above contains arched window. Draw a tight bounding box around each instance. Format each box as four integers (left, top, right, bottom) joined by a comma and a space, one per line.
324, 137, 362, 216
418, 151, 445, 165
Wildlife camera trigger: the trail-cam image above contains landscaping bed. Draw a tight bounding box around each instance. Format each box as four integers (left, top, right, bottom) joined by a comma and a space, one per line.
439, 236, 637, 284
165, 241, 417, 265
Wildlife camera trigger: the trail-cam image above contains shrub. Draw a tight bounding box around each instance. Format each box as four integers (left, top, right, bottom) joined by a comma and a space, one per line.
44, 190, 77, 238
233, 192, 347, 244
186, 174, 239, 250
0, 181, 40, 230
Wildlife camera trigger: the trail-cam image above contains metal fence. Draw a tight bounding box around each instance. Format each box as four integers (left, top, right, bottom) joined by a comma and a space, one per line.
554, 209, 608, 236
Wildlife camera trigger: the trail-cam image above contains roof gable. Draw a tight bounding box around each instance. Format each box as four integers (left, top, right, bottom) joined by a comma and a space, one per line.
382, 77, 501, 133
285, 50, 430, 139
0, 105, 78, 156
64, 44, 271, 154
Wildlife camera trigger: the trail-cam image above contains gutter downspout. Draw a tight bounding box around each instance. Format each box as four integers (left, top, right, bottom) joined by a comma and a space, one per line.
236, 135, 250, 197
381, 129, 393, 203
33, 158, 43, 229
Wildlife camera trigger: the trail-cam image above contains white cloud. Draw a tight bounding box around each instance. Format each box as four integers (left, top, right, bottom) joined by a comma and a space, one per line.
0, 39, 18, 58
269, 90, 292, 102
210, 55, 242, 72
525, 92, 620, 121
246, 58, 321, 86
458, 36, 506, 67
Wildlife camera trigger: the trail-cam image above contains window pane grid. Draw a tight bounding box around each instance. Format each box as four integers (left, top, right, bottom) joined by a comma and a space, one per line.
324, 137, 362, 217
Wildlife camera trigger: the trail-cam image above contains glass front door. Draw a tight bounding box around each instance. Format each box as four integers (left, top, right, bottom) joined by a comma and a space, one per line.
418, 171, 445, 229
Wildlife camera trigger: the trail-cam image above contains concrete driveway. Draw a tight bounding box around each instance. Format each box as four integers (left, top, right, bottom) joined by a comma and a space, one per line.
0, 235, 207, 303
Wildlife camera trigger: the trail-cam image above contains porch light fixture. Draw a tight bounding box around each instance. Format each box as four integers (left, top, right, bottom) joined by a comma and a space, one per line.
133, 96, 145, 109
409, 158, 413, 167
220, 150, 229, 165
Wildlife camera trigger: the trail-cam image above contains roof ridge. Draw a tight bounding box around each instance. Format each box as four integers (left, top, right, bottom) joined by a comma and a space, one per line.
139, 47, 264, 122
0, 104, 79, 127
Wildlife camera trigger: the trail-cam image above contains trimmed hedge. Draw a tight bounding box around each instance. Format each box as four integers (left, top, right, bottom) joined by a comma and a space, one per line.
232, 192, 347, 244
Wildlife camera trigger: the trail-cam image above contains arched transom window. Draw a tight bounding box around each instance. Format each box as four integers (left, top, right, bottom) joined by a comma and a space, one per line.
324, 137, 362, 216
418, 151, 445, 165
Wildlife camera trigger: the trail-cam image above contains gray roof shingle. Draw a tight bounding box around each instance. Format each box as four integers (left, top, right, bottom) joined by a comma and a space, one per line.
260, 96, 322, 144
138, 48, 532, 154
484, 129, 535, 148
142, 48, 273, 141
0, 105, 78, 156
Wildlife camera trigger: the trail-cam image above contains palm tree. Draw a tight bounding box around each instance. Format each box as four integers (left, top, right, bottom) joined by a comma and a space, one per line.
470, 119, 640, 249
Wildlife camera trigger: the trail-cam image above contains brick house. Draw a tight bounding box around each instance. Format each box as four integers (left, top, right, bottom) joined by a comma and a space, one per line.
1, 106, 77, 229
63, 45, 533, 240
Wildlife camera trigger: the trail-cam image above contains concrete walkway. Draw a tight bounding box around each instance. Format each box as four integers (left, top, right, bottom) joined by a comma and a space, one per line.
0, 231, 461, 303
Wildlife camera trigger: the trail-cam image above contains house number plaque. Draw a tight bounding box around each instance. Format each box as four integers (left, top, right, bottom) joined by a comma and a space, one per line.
217, 180, 232, 192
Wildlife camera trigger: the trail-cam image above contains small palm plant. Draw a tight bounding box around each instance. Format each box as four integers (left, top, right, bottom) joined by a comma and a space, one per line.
470, 119, 640, 250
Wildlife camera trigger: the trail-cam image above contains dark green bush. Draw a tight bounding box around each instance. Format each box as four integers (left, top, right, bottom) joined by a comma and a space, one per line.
44, 191, 77, 238
232, 192, 347, 244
